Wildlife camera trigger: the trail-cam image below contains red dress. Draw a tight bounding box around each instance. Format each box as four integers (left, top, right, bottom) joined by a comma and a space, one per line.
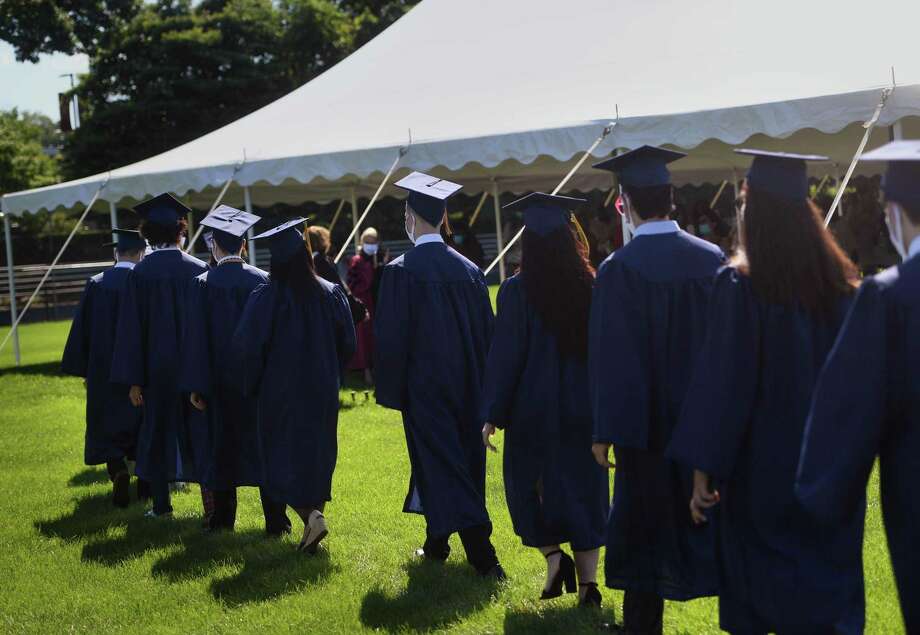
346, 253, 376, 370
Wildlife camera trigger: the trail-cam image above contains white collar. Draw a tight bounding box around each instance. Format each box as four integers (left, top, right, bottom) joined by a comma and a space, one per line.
216, 254, 244, 266
908, 235, 920, 261
414, 233, 444, 246
114, 261, 136, 270
633, 220, 681, 238
150, 244, 180, 252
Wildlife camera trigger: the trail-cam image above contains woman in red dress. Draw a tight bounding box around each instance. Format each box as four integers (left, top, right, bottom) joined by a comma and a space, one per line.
346, 227, 384, 384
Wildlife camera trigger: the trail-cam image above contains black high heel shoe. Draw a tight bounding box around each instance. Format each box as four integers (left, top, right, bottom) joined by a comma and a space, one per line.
579, 582, 602, 608
540, 550, 577, 600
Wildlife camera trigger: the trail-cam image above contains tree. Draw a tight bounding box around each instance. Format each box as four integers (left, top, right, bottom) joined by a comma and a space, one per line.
0, 109, 61, 194
0, 0, 140, 61
338, 0, 417, 46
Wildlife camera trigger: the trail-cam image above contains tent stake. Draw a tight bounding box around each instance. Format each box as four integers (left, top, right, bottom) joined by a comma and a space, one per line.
3, 212, 20, 366
0, 178, 109, 358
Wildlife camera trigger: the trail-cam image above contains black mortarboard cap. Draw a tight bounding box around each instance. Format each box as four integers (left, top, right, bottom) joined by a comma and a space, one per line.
503, 193, 586, 236
250, 218, 307, 263
862, 141, 920, 206
735, 149, 828, 202
132, 193, 191, 226
592, 145, 687, 187
104, 228, 146, 253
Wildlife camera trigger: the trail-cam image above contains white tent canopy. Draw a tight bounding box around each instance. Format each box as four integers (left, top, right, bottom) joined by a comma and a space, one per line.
3, 0, 920, 216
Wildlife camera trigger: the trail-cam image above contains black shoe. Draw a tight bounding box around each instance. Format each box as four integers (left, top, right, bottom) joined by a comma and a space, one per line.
540, 550, 576, 600
579, 582, 602, 608
112, 471, 130, 508
481, 563, 507, 581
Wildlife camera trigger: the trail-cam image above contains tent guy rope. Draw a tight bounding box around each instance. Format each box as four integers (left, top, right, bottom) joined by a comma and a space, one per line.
824, 82, 894, 227
334, 141, 410, 264
0, 175, 110, 357
485, 120, 617, 276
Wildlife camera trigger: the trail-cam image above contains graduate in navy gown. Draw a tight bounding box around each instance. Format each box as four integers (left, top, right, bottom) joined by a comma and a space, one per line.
797, 141, 920, 633
375, 171, 504, 579
181, 206, 291, 535
669, 150, 863, 635
589, 146, 724, 634
481, 193, 608, 606
62, 229, 147, 507
111, 194, 209, 518
233, 218, 355, 553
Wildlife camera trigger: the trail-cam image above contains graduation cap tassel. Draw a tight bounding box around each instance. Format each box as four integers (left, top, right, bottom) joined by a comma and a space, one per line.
0, 175, 110, 357
824, 84, 894, 228
484, 119, 618, 276
334, 140, 411, 264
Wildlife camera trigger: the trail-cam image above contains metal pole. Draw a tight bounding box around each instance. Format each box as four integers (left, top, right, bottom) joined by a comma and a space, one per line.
893, 120, 905, 140
3, 213, 20, 366
350, 187, 359, 251
109, 200, 118, 240
833, 163, 844, 217
243, 186, 256, 265
491, 180, 506, 282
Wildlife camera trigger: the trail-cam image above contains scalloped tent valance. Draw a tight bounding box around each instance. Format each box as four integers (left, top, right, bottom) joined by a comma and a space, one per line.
4, 0, 920, 216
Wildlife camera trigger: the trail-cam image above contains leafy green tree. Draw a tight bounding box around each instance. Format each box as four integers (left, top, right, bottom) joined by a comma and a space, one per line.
0, 109, 60, 194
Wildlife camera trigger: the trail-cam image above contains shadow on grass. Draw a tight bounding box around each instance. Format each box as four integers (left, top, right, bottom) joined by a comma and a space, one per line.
150, 529, 336, 605
359, 560, 500, 631
68, 467, 109, 487
503, 603, 617, 634
34, 492, 199, 566
0, 361, 64, 378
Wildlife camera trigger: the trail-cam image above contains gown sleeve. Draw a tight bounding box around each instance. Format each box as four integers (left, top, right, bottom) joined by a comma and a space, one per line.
232, 283, 275, 398
110, 271, 146, 387
589, 260, 652, 449
331, 285, 357, 372
795, 279, 888, 524
374, 265, 411, 410
61, 279, 94, 378
667, 268, 761, 479
180, 277, 213, 396
481, 278, 527, 429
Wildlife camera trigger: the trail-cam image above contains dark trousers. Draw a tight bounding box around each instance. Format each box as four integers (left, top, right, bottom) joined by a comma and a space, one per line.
205, 487, 291, 534
151, 478, 172, 515
105, 459, 128, 480
623, 590, 664, 635
425, 523, 499, 574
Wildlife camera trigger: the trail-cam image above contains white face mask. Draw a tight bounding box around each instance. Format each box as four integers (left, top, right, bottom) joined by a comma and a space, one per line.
363, 243, 379, 256
405, 210, 416, 244
886, 203, 908, 261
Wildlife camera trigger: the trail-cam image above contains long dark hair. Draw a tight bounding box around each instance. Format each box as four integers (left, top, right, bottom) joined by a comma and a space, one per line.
520, 223, 595, 360
270, 246, 320, 299
733, 186, 858, 318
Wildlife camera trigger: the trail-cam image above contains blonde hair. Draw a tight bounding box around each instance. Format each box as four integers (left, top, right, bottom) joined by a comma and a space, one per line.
360, 227, 378, 244
306, 225, 331, 255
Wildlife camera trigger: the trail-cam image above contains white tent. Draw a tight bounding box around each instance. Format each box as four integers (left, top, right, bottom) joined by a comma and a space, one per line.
3, 0, 920, 217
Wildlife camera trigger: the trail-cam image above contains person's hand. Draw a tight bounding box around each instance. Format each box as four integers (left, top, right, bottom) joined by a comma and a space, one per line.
190, 392, 207, 412
129, 385, 144, 407
592, 443, 615, 469
690, 469, 720, 525
482, 423, 498, 452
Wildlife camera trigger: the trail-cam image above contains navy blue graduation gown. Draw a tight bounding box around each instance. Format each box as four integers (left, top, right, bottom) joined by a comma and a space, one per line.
110, 249, 208, 483
61, 266, 143, 465
669, 267, 863, 634
482, 275, 608, 551
181, 262, 268, 491
797, 255, 920, 634
374, 241, 494, 538
232, 277, 355, 509
588, 229, 723, 599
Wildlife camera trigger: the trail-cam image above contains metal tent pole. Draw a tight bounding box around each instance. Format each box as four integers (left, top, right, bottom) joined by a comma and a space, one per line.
491, 180, 506, 282
3, 212, 20, 366
350, 187, 359, 251
243, 186, 256, 265
109, 200, 118, 239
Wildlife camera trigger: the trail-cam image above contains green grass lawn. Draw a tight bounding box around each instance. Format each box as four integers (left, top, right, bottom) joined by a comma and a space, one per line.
0, 319, 904, 633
